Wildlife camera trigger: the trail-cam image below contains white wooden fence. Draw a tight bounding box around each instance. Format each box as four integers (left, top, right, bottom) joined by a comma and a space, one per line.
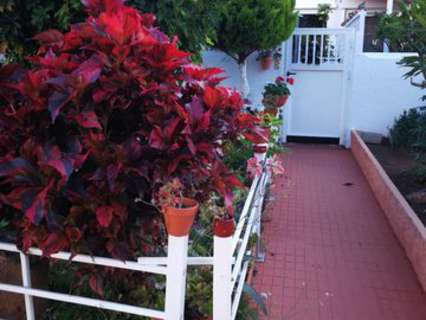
0, 155, 270, 320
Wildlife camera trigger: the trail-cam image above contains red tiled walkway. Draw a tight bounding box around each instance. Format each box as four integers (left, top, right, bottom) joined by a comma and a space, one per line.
254, 144, 426, 320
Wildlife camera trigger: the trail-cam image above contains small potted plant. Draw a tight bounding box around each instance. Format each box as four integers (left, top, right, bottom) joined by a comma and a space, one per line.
253, 143, 269, 163
154, 178, 199, 237
213, 212, 235, 238
257, 50, 273, 70
262, 76, 291, 116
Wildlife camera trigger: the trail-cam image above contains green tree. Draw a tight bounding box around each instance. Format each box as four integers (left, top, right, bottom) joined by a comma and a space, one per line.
0, 0, 218, 61
214, 0, 297, 99
129, 0, 219, 61
0, 0, 84, 61
378, 0, 426, 93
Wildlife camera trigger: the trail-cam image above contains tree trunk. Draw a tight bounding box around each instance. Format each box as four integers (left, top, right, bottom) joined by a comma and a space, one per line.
238, 59, 250, 101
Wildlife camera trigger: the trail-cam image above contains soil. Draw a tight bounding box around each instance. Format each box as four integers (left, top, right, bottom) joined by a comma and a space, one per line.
367, 143, 426, 225
0, 252, 49, 319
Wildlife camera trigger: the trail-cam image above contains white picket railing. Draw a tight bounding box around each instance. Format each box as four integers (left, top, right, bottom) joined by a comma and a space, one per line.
288, 28, 350, 70
0, 155, 270, 320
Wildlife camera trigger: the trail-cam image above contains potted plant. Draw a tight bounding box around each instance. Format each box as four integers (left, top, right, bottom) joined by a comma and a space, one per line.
213, 207, 235, 237
257, 50, 273, 70
154, 178, 199, 237
262, 76, 291, 116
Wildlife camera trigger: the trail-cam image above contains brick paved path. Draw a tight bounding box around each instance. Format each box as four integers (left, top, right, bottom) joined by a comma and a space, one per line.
254, 144, 426, 320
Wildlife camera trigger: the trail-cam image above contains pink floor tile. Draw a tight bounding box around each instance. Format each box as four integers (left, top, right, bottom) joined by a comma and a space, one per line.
253, 144, 426, 320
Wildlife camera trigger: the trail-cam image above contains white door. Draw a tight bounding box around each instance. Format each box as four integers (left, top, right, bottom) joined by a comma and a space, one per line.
281, 28, 354, 143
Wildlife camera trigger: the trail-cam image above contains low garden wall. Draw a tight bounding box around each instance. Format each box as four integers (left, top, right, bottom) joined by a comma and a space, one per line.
351, 130, 426, 291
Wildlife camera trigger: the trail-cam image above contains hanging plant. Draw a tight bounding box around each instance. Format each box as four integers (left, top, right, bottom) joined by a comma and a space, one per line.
257, 50, 273, 70
262, 76, 291, 115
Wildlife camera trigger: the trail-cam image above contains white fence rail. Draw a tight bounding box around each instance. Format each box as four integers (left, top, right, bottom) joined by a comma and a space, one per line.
0, 156, 270, 320
288, 28, 351, 70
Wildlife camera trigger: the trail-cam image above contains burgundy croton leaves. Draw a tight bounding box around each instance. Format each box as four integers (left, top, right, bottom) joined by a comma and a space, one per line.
0, 0, 267, 261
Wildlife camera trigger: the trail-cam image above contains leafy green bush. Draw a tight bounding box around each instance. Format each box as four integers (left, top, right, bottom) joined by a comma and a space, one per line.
389, 107, 426, 153
389, 108, 421, 149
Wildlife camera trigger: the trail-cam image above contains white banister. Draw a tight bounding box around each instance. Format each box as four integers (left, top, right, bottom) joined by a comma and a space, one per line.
213, 236, 232, 320
0, 159, 271, 320
165, 235, 189, 320
19, 253, 35, 320
0, 282, 166, 318
213, 235, 233, 320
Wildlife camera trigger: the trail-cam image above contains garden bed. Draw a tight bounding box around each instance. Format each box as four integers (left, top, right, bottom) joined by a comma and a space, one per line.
351, 130, 426, 291
367, 142, 426, 225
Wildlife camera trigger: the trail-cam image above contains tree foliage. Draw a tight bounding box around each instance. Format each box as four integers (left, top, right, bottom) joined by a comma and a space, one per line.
128, 0, 220, 61
214, 0, 298, 63
378, 0, 426, 91
0, 0, 218, 61
0, 0, 85, 61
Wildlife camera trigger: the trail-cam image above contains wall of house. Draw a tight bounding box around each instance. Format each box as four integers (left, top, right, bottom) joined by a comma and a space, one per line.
346, 52, 423, 142
201, 50, 282, 109
295, 0, 387, 28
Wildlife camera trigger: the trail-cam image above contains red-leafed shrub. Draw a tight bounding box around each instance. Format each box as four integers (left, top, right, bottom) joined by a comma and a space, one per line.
0, 0, 266, 259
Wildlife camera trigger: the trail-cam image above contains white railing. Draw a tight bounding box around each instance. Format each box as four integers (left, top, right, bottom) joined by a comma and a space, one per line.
288, 28, 351, 71
343, 10, 366, 53
0, 156, 270, 320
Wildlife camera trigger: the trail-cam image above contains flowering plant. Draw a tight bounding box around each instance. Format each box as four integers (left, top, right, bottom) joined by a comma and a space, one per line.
246, 155, 285, 178
0, 0, 267, 258
153, 178, 184, 210
263, 76, 291, 97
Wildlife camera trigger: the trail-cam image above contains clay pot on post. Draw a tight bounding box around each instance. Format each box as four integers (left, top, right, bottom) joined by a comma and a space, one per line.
213, 216, 235, 238
260, 55, 273, 70
162, 198, 199, 237
253, 143, 268, 162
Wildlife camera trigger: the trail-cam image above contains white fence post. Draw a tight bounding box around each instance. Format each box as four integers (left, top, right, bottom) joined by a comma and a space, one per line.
165, 235, 189, 320
213, 235, 233, 320
19, 253, 35, 320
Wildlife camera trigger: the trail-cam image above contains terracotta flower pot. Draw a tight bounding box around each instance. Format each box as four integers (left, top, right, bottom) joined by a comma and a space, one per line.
253, 144, 268, 154
213, 216, 235, 237
260, 56, 273, 70
275, 94, 288, 107
253, 143, 269, 162
162, 198, 199, 237
263, 94, 288, 109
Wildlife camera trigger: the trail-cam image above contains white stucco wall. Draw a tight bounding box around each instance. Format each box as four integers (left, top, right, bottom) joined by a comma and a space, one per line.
202, 49, 423, 144
347, 52, 423, 140
201, 50, 282, 109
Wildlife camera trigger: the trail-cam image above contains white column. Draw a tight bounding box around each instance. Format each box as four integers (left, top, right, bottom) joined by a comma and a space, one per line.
384, 0, 394, 52
165, 235, 189, 320
386, 0, 394, 14
213, 235, 233, 320
19, 253, 35, 320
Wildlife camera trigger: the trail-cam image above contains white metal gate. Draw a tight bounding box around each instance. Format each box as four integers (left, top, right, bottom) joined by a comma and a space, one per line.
281, 28, 355, 143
